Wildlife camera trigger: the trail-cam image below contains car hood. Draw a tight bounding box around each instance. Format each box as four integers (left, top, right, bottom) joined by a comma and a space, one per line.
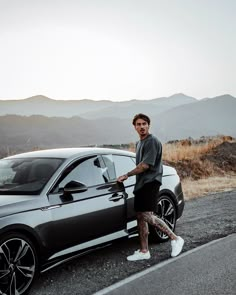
0, 194, 46, 218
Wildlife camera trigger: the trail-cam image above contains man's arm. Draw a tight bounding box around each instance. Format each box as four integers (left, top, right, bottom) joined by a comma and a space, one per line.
117, 162, 149, 183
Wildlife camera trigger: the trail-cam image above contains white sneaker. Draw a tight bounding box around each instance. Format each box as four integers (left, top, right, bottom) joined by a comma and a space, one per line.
127, 250, 151, 261
171, 236, 184, 257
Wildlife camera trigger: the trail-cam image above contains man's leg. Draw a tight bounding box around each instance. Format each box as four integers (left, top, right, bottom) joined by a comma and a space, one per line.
141, 211, 184, 257
126, 212, 151, 261
141, 211, 177, 240
137, 212, 149, 252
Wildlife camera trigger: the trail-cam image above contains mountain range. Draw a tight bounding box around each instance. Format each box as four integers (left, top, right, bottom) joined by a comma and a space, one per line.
0, 93, 196, 118
0, 93, 235, 156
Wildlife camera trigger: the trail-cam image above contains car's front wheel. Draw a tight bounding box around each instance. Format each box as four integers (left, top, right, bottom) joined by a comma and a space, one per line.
0, 232, 38, 295
149, 194, 177, 242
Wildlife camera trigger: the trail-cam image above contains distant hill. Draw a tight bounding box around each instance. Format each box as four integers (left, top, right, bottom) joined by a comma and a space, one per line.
152, 94, 236, 142
0, 95, 114, 117
0, 93, 235, 157
81, 93, 197, 119
0, 115, 134, 157
0, 93, 196, 118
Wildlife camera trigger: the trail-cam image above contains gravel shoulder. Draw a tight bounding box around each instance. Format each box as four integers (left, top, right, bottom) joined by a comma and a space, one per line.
31, 190, 236, 295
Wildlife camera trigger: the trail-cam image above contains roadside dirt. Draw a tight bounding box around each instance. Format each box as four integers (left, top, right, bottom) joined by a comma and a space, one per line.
201, 141, 236, 174
165, 141, 236, 180
30, 190, 236, 295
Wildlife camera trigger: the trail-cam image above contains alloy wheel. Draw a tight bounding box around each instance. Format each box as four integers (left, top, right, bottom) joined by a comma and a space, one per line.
0, 235, 37, 295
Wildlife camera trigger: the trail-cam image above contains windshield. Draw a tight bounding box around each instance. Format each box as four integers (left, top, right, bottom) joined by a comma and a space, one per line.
0, 157, 64, 195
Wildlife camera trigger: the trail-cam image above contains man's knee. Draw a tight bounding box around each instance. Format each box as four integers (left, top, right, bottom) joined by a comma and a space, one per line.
137, 211, 152, 222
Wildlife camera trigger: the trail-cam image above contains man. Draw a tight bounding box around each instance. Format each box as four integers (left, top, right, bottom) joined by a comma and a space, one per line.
117, 113, 184, 261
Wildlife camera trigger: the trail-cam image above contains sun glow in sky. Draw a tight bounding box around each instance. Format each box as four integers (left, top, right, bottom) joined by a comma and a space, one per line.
0, 0, 235, 101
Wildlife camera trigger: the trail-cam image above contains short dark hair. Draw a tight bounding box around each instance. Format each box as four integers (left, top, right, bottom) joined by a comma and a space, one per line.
132, 113, 151, 126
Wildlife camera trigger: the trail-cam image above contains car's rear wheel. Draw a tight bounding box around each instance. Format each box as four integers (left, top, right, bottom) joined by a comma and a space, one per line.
0, 232, 38, 295
149, 194, 177, 242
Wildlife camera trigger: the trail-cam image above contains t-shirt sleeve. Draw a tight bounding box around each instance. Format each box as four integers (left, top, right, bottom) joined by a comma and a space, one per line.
142, 137, 161, 167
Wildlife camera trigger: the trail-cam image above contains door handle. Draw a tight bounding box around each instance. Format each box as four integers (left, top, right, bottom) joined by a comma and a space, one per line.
109, 193, 124, 202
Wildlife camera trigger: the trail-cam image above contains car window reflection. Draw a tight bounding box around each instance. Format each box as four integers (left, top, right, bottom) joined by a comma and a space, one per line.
0, 158, 63, 195
56, 156, 108, 192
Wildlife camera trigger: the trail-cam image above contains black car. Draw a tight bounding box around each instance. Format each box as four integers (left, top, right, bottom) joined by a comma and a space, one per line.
0, 147, 184, 295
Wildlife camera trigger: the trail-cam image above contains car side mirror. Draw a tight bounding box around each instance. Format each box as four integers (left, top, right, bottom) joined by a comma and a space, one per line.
64, 180, 88, 193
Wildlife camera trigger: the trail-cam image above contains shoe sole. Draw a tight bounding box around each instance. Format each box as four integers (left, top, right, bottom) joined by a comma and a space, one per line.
127, 257, 150, 261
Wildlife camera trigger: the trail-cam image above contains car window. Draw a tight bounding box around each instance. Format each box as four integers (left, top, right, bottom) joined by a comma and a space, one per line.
112, 155, 136, 186
57, 156, 108, 189
101, 154, 116, 181
0, 158, 63, 195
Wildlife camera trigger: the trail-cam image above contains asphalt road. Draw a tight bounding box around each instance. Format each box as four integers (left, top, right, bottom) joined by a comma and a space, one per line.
95, 234, 236, 295
31, 190, 236, 295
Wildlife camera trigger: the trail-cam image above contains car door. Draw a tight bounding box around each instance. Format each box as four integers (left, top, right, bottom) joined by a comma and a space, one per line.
112, 154, 136, 227
46, 154, 127, 252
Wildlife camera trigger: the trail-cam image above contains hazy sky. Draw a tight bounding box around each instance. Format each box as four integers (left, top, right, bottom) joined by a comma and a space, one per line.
0, 0, 235, 101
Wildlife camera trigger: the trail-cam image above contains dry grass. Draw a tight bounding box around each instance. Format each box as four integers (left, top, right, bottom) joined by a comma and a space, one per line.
162, 136, 236, 199
182, 175, 236, 200
162, 138, 224, 162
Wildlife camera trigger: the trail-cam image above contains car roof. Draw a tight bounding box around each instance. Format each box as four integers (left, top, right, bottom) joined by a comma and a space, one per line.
5, 147, 135, 160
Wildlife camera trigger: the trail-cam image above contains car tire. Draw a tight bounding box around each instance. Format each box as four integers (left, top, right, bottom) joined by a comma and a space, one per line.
149, 194, 177, 243
0, 232, 38, 295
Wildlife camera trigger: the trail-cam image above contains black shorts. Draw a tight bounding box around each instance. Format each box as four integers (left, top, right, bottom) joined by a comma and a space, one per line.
134, 180, 161, 212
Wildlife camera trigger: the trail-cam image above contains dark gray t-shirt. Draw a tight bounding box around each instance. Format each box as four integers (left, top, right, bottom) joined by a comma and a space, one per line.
134, 134, 163, 192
